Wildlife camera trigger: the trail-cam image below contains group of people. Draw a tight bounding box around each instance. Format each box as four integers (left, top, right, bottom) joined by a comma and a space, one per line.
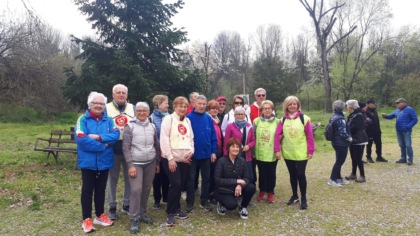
74, 85, 316, 234
327, 98, 418, 187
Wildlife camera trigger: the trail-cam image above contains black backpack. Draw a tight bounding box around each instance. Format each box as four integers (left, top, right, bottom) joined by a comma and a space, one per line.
324, 117, 341, 141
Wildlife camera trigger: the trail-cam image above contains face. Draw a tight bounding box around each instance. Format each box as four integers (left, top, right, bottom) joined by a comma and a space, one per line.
136, 107, 150, 122
89, 97, 106, 115
287, 101, 299, 114
208, 106, 219, 117
112, 86, 128, 106
261, 104, 273, 117
218, 101, 226, 114
362, 106, 368, 112
189, 93, 199, 104
367, 103, 376, 109
396, 102, 406, 109
158, 99, 169, 113
175, 103, 188, 117
233, 98, 244, 109
195, 99, 207, 113
228, 144, 240, 156
255, 90, 266, 104
234, 111, 246, 122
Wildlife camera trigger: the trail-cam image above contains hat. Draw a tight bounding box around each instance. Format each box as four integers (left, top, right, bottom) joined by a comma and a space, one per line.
395, 98, 406, 103
359, 102, 367, 109
366, 99, 375, 104
216, 96, 227, 102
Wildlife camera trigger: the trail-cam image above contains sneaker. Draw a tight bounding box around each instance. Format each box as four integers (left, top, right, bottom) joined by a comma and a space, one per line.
376, 157, 388, 162
181, 191, 187, 200
186, 203, 194, 213
328, 179, 342, 187
366, 157, 374, 163
337, 179, 350, 185
355, 176, 366, 183
121, 204, 129, 214
140, 215, 153, 224
166, 214, 175, 227
152, 203, 161, 209
267, 193, 275, 203
287, 196, 300, 205
130, 218, 139, 234
345, 173, 357, 180
82, 218, 96, 233
199, 201, 213, 211
216, 202, 226, 216
93, 213, 113, 226
238, 207, 248, 220
174, 211, 188, 219
257, 192, 266, 202
300, 198, 308, 210
396, 159, 406, 164
108, 207, 118, 220
407, 161, 413, 166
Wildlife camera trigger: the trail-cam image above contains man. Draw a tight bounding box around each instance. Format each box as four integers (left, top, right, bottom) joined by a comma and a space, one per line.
365, 99, 388, 163
187, 92, 199, 114
216, 96, 227, 126
246, 88, 267, 124
382, 98, 418, 165
106, 84, 135, 220
186, 95, 218, 212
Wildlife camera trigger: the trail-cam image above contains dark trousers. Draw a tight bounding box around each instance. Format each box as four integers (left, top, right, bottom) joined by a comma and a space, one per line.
187, 158, 210, 205
331, 145, 348, 180
284, 159, 308, 198
81, 169, 109, 220
366, 135, 382, 158
256, 160, 278, 193
251, 156, 257, 185
350, 145, 365, 177
161, 159, 190, 215
214, 183, 256, 210
153, 161, 169, 204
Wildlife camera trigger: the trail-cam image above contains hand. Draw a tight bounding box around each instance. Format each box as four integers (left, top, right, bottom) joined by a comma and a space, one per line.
169, 159, 177, 173
235, 185, 242, 197
242, 145, 249, 152
88, 134, 100, 140
155, 164, 160, 173
184, 152, 193, 163
308, 154, 313, 160
211, 154, 217, 163
381, 113, 386, 118
128, 166, 136, 178
275, 152, 282, 160
237, 179, 246, 185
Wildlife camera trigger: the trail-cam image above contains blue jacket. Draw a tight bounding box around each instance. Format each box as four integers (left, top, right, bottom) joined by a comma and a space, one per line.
330, 111, 352, 147
75, 110, 120, 171
187, 109, 218, 160
385, 105, 418, 132
151, 109, 168, 140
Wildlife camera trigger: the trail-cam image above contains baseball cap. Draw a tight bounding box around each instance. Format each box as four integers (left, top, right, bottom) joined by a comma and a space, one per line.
216, 96, 227, 102
395, 98, 406, 103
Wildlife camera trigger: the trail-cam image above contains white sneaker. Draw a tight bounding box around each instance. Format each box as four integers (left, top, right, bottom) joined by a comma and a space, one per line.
337, 179, 350, 185
328, 179, 342, 187
181, 191, 187, 200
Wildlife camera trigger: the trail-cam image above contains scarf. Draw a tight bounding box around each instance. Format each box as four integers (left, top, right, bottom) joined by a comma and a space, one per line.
235, 120, 247, 129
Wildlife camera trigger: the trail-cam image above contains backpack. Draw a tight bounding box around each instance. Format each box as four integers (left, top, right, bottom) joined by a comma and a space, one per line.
324, 117, 341, 141
282, 113, 305, 125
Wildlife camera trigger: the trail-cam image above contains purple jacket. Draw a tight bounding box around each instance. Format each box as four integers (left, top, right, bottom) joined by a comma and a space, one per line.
224, 122, 256, 162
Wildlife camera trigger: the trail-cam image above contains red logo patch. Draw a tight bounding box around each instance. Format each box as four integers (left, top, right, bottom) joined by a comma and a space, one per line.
178, 124, 187, 135
115, 115, 128, 127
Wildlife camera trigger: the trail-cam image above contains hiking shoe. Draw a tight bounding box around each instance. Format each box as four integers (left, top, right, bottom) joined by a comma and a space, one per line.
396, 159, 406, 164
200, 201, 213, 211
257, 192, 266, 202
407, 161, 413, 166
174, 211, 188, 219
345, 173, 357, 180
366, 157, 374, 163
328, 179, 342, 187
337, 179, 350, 185
152, 203, 161, 209
376, 157, 388, 162
166, 214, 175, 227
186, 203, 194, 213
108, 207, 117, 220
267, 193, 275, 203
93, 213, 113, 226
238, 207, 248, 219
355, 176, 366, 183
82, 218, 96, 233
122, 204, 130, 214
130, 218, 139, 234
140, 215, 153, 224
300, 198, 308, 210
217, 202, 226, 216
287, 196, 300, 205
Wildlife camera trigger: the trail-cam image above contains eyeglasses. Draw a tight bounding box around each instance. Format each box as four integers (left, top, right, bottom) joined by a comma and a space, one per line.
256, 94, 266, 98
91, 102, 105, 106
234, 102, 244, 105
136, 110, 149, 113
218, 103, 226, 105
235, 113, 245, 116
262, 107, 272, 110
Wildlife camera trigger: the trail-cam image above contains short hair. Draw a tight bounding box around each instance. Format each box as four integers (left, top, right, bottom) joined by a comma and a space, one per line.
226, 137, 241, 154
234, 106, 246, 114
283, 96, 301, 115
195, 95, 207, 101
189, 92, 199, 99
207, 99, 219, 111
231, 95, 244, 108
254, 88, 266, 96
260, 100, 274, 110
346, 99, 359, 109
112, 84, 128, 93
135, 102, 150, 111
87, 92, 107, 106
152, 95, 168, 108
332, 100, 346, 111
173, 96, 189, 109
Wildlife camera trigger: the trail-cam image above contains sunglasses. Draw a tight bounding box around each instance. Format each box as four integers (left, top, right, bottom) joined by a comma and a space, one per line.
234, 102, 244, 105
256, 94, 266, 98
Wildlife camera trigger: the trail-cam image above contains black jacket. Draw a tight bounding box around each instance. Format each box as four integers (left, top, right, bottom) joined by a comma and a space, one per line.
365, 107, 381, 137
347, 108, 369, 144
330, 111, 352, 147
214, 155, 250, 191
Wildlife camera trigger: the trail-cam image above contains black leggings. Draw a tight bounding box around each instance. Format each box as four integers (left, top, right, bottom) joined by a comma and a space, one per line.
257, 160, 278, 193
214, 184, 256, 210
81, 169, 109, 220
153, 161, 169, 204
350, 145, 365, 177
284, 159, 308, 199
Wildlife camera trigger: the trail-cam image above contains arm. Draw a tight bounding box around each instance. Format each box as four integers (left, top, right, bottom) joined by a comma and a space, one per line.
160, 116, 174, 161
337, 119, 352, 141
221, 113, 229, 136
210, 117, 218, 155
304, 120, 315, 155
407, 108, 418, 130
273, 121, 283, 153
384, 109, 398, 119
122, 124, 134, 167
223, 124, 233, 156
247, 127, 256, 149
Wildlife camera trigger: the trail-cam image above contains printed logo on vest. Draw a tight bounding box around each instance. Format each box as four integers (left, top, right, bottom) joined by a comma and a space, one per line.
178, 124, 187, 135
115, 115, 128, 127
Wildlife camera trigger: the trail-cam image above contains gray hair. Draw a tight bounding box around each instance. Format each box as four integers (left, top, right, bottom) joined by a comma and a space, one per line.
332, 100, 346, 111
195, 95, 207, 101
112, 84, 128, 93
135, 102, 150, 110
234, 106, 246, 114
345, 99, 359, 109
87, 92, 107, 106
254, 88, 266, 96
189, 92, 199, 99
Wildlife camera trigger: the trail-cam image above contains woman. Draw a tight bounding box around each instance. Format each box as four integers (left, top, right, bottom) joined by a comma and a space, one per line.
327, 100, 353, 187
123, 102, 159, 234
207, 99, 223, 204
274, 96, 314, 210
254, 100, 279, 203
345, 99, 369, 183
151, 95, 170, 210
214, 137, 256, 219
160, 96, 194, 226
221, 95, 250, 136
75, 92, 120, 233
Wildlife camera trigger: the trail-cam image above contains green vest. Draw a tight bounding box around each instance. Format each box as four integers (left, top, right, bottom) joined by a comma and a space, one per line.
254, 117, 279, 162
281, 115, 309, 161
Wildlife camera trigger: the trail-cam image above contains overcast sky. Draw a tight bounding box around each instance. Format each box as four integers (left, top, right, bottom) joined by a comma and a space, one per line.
1, 0, 419, 43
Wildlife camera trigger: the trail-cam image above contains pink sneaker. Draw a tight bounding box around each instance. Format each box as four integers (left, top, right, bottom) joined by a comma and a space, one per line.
93, 213, 113, 226
82, 218, 96, 233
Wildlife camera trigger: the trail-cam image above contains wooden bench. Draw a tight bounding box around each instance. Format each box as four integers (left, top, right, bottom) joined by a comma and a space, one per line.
34, 129, 77, 163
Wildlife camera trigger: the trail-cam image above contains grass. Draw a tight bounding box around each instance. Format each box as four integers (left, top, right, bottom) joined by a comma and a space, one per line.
0, 109, 419, 235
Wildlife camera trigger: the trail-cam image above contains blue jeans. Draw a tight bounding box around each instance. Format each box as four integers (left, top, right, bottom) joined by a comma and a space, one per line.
397, 131, 413, 162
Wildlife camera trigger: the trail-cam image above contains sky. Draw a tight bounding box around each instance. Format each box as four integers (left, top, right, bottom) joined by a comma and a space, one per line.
1, 0, 419, 43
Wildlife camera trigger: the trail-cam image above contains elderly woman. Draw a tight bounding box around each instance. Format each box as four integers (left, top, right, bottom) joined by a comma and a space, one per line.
214, 137, 256, 219
75, 92, 120, 233
160, 96, 194, 226
345, 99, 369, 183
123, 102, 159, 234
327, 100, 352, 187
151, 95, 170, 210
274, 96, 314, 210
254, 100, 279, 203
221, 95, 250, 136
224, 106, 256, 187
